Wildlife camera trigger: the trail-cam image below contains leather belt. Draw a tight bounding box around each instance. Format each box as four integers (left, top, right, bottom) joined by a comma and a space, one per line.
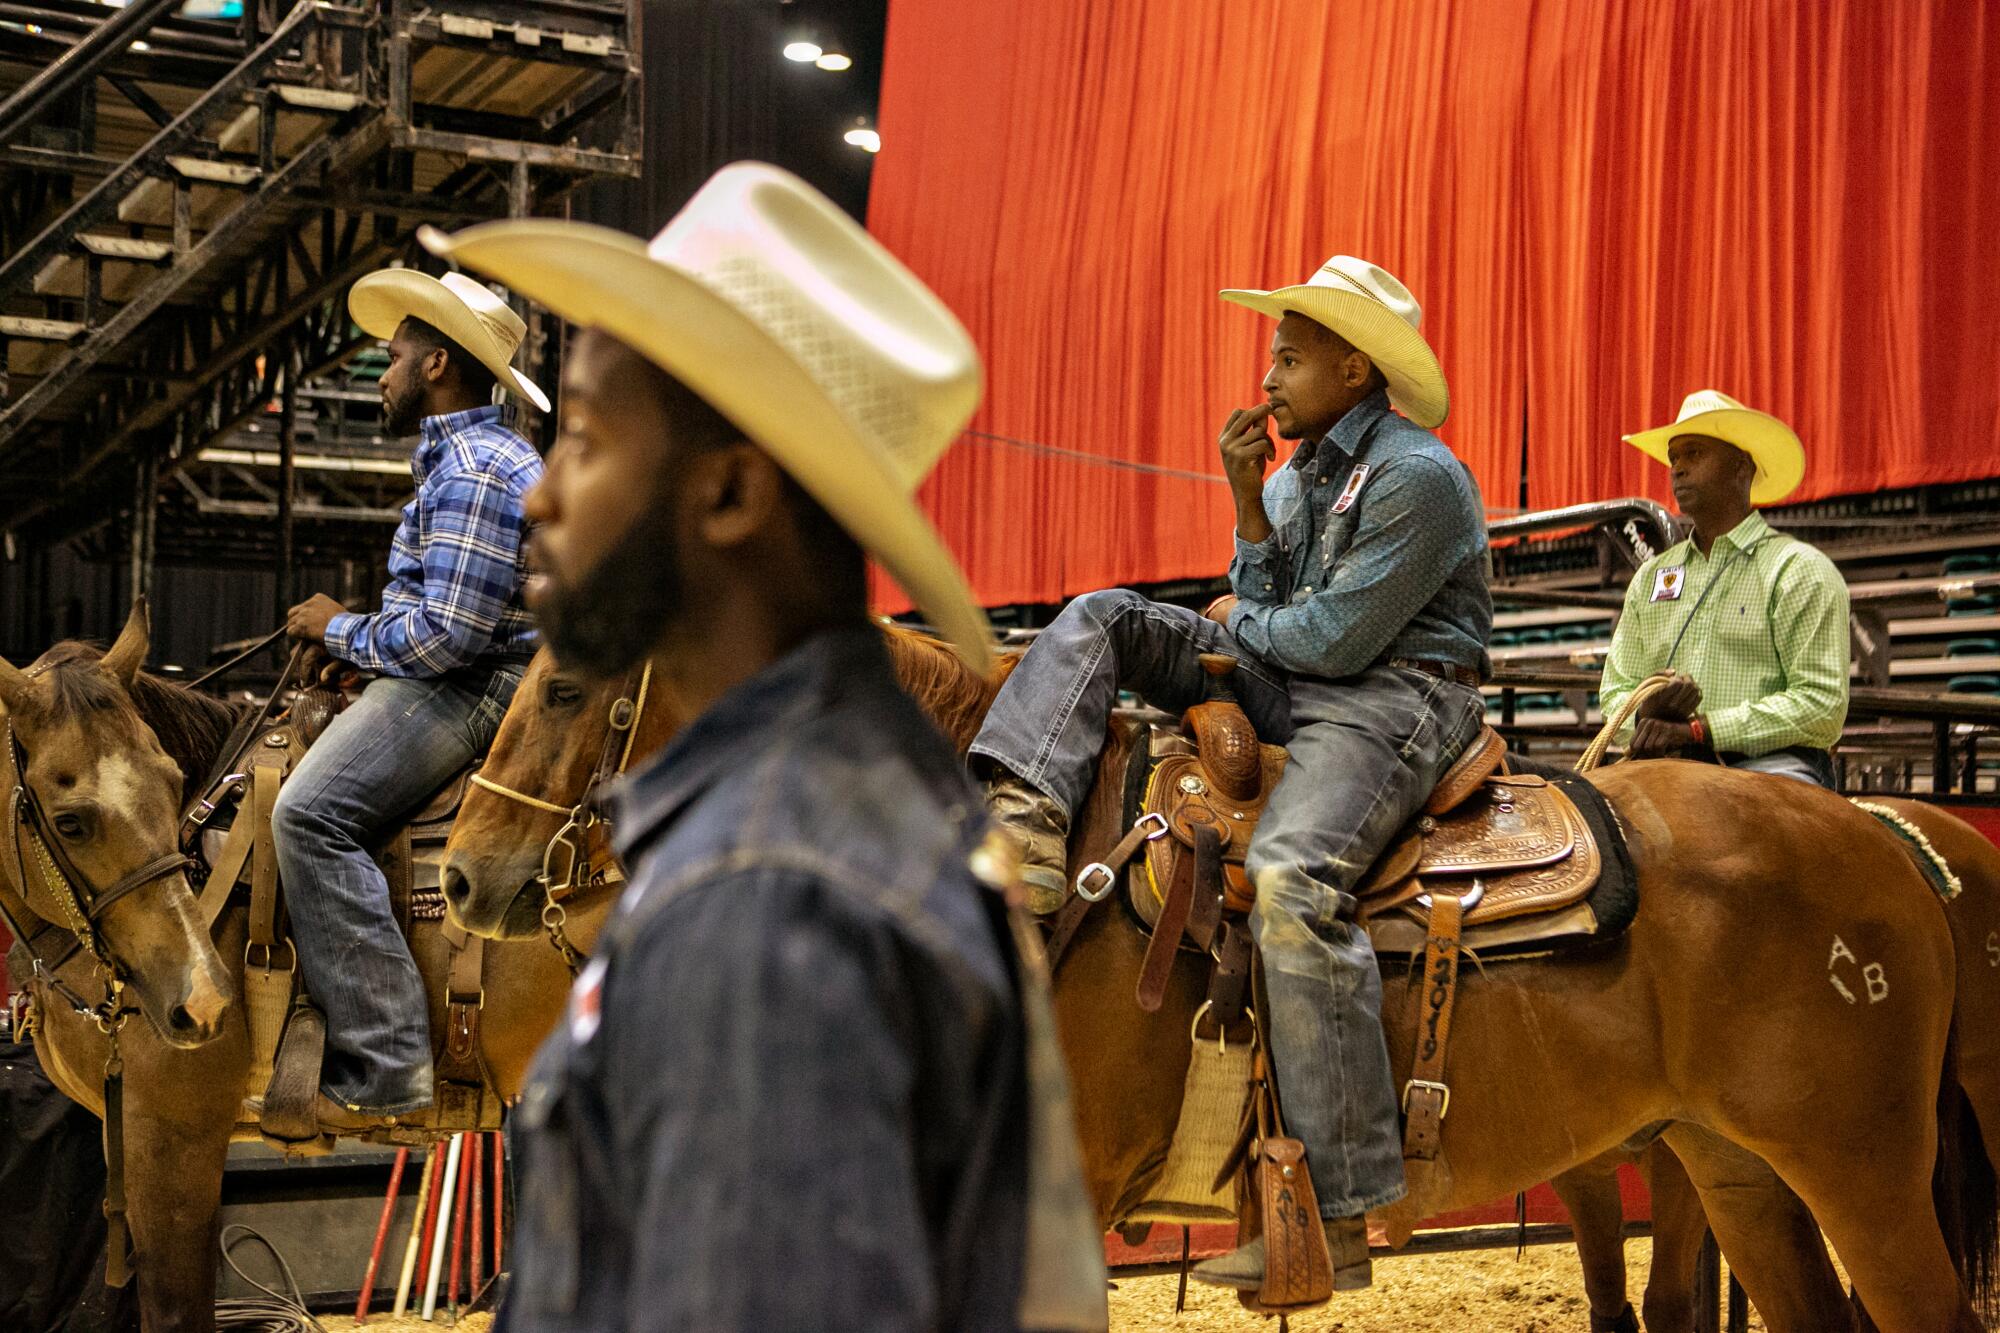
1388, 657, 1483, 688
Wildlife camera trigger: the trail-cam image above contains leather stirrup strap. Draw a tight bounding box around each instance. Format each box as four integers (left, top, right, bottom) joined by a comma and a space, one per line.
1137, 823, 1211, 1012
435, 920, 487, 1091
1205, 921, 1253, 1030
1402, 890, 1469, 1161
1186, 820, 1224, 952
248, 760, 282, 951
1047, 810, 1167, 972
199, 812, 255, 932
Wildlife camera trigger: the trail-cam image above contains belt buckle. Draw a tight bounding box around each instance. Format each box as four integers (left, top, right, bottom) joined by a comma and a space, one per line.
1402, 1078, 1451, 1119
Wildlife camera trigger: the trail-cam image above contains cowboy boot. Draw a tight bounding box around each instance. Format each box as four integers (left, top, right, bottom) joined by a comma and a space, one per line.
1190, 1216, 1374, 1293
982, 771, 1070, 914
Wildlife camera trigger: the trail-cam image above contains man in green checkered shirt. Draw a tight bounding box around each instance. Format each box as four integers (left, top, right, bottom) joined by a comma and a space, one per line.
1598, 390, 1850, 786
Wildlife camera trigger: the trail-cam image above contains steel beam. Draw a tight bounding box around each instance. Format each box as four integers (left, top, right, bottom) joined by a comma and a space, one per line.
0, 0, 183, 151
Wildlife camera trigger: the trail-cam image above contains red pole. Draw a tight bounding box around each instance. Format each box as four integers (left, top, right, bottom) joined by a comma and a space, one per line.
448, 1126, 473, 1312
469, 1131, 485, 1293
352, 1146, 409, 1324
415, 1135, 449, 1296
491, 1130, 505, 1275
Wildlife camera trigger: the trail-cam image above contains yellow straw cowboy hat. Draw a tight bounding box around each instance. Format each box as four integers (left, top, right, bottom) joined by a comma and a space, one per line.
1219, 255, 1449, 429
1622, 389, 1805, 505
348, 269, 551, 412
417, 162, 993, 670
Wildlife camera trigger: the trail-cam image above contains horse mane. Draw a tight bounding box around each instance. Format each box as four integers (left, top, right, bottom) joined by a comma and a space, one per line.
880, 625, 1021, 754
29, 642, 251, 804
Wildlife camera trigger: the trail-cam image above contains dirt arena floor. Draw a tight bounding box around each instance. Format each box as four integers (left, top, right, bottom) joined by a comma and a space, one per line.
316, 1238, 1763, 1331
1106, 1238, 1759, 1332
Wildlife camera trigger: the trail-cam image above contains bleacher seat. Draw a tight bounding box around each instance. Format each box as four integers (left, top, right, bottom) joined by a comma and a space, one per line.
1946, 638, 2000, 658
1943, 552, 1997, 575
1946, 675, 2000, 695
1948, 594, 2000, 618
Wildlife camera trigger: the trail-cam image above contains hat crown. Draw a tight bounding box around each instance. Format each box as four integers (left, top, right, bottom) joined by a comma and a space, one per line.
643, 164, 979, 490
438, 271, 527, 356
1675, 388, 1750, 423
1303, 255, 1423, 333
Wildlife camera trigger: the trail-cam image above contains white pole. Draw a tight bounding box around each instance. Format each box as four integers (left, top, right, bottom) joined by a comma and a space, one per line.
422, 1134, 465, 1322
392, 1145, 438, 1318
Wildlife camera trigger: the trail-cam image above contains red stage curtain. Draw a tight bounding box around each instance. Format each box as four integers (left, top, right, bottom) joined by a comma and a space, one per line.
869, 0, 2000, 610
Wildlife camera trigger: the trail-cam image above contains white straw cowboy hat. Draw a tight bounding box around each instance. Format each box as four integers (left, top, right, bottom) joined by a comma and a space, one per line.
1219, 255, 1449, 429
348, 269, 551, 412
1622, 389, 1805, 505
416, 162, 993, 670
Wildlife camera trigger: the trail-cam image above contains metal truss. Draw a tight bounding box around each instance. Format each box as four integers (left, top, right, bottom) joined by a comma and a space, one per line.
0, 0, 640, 579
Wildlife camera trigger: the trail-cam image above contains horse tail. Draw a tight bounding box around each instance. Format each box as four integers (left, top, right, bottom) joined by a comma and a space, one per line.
1933, 1020, 1998, 1315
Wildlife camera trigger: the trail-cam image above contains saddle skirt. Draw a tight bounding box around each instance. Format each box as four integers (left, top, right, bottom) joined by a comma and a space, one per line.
1124, 702, 1619, 962
187, 685, 499, 1145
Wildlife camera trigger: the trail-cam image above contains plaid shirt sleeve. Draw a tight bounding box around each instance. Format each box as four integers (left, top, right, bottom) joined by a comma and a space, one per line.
324, 462, 530, 677
1703, 545, 1851, 754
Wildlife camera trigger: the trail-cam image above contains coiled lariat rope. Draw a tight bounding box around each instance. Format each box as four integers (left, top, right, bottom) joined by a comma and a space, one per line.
1574, 672, 1678, 773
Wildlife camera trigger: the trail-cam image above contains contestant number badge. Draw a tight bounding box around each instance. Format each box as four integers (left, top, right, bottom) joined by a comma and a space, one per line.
1331, 463, 1371, 514
1651, 565, 1687, 602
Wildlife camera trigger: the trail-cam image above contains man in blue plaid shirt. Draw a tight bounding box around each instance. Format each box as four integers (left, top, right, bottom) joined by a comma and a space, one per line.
276, 269, 546, 1128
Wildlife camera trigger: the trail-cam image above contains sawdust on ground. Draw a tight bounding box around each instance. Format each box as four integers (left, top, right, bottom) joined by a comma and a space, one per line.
319, 1315, 493, 1332
1106, 1237, 1767, 1332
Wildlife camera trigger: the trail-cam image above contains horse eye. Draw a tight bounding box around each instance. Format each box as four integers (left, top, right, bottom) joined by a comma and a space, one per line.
546, 680, 584, 707
53, 813, 87, 840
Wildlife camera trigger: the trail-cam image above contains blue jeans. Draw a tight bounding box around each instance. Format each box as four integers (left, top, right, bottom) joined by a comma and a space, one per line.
971, 589, 1487, 1215
273, 667, 519, 1113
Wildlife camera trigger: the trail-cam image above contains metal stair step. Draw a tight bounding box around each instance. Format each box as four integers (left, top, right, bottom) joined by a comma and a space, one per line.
0, 316, 87, 342
165, 155, 264, 186
273, 84, 361, 112
33, 235, 176, 301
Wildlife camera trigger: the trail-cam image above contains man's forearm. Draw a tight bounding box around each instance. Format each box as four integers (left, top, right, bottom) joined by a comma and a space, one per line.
1233, 492, 1272, 545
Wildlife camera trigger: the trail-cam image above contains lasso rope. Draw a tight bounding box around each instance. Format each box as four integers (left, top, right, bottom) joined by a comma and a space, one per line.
1574, 672, 1679, 773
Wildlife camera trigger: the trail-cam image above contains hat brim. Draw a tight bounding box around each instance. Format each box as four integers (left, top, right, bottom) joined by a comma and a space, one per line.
349, 269, 552, 413
1622, 409, 1805, 505
420, 221, 993, 673
1217, 285, 1449, 429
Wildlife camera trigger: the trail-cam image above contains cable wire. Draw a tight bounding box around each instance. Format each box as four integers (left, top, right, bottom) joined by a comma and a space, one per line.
213, 1224, 330, 1333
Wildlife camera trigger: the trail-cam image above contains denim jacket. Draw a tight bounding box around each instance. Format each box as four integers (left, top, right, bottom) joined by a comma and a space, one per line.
1227, 389, 1492, 681
498, 628, 1043, 1332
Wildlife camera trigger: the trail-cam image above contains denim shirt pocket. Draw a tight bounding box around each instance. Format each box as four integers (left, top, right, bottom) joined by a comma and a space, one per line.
1272, 486, 1314, 573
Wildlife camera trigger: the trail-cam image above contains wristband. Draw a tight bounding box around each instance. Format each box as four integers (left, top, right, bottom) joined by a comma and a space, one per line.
1688, 716, 1707, 747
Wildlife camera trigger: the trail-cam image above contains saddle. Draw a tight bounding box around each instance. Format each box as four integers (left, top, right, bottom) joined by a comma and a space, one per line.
1050, 653, 1630, 1208
182, 684, 499, 1150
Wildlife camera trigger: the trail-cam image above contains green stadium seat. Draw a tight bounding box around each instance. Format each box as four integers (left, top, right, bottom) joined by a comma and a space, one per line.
1516, 628, 1555, 646
1942, 552, 1997, 575
1946, 675, 2000, 695
1947, 594, 2000, 618
1946, 638, 2000, 658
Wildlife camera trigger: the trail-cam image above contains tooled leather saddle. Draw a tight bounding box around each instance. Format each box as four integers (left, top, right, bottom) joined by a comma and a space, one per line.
1049, 652, 1627, 1168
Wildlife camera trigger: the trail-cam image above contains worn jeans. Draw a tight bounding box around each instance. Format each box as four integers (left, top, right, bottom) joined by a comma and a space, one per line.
273, 667, 519, 1113
971, 589, 1487, 1215
1724, 746, 1834, 787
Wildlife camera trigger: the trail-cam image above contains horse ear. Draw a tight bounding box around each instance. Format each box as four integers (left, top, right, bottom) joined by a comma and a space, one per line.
101, 597, 151, 686
0, 653, 27, 715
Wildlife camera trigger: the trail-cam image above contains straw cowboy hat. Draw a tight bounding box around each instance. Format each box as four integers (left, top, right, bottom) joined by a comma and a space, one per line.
1219, 255, 1449, 429
1622, 389, 1805, 505
416, 162, 993, 670
348, 269, 551, 412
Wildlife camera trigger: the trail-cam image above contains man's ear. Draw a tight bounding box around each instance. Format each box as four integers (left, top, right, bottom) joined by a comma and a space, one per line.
421, 346, 449, 387
1344, 348, 1375, 390
692, 444, 786, 550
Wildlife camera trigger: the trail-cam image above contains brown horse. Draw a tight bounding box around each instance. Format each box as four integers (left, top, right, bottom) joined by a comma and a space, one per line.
1, 614, 1004, 1333
447, 640, 1991, 1332
1556, 795, 2000, 1332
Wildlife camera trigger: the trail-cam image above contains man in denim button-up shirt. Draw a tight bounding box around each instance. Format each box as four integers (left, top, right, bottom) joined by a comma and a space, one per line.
973, 256, 1491, 1292
432, 165, 1105, 1332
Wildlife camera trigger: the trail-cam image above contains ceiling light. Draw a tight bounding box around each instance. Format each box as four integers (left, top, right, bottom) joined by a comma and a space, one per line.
782, 39, 821, 62
843, 126, 880, 154
815, 51, 852, 71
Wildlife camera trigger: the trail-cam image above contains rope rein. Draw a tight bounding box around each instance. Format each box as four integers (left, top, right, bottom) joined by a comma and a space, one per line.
1574, 672, 1678, 773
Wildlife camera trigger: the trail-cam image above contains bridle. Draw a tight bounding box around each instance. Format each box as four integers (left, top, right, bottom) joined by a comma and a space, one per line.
465, 660, 653, 971
1, 717, 191, 1027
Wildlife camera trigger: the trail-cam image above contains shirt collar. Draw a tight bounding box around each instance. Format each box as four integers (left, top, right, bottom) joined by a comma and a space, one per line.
1706, 510, 1772, 558
600, 625, 887, 863
413, 404, 511, 482
1292, 387, 1391, 469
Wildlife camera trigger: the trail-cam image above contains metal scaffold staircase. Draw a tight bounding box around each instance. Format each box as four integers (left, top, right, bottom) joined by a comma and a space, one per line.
0, 0, 640, 560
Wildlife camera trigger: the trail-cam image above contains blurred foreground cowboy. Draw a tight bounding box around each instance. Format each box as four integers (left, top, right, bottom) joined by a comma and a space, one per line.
424, 164, 1103, 1331
1600, 391, 1849, 785
971, 257, 1492, 1291
276, 268, 546, 1126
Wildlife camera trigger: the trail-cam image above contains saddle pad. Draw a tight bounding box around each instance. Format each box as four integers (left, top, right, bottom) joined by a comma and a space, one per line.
1366, 773, 1637, 959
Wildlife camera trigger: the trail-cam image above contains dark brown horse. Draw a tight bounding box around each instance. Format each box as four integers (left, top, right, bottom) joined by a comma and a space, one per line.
1556, 795, 2000, 1332
1, 614, 1006, 1333
448, 639, 1991, 1332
